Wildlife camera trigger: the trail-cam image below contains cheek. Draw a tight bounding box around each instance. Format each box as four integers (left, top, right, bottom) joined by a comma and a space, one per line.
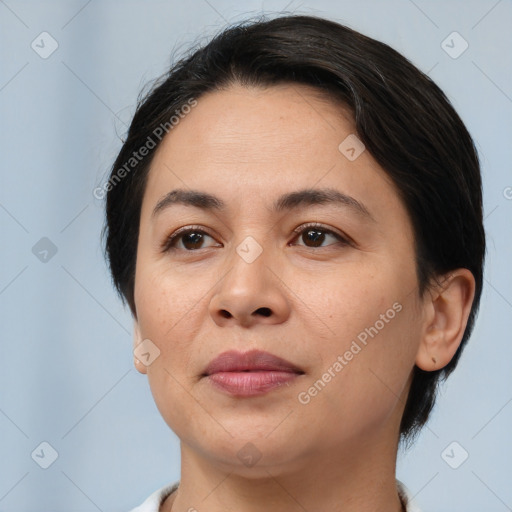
134, 265, 208, 434
296, 264, 418, 401
134, 263, 197, 366
287, 261, 401, 339
136, 257, 202, 330
320, 293, 419, 408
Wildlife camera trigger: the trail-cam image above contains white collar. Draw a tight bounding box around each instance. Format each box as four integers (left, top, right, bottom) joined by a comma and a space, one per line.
130, 479, 421, 511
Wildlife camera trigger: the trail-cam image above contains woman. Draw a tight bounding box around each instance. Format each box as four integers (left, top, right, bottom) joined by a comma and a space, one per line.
102, 14, 485, 512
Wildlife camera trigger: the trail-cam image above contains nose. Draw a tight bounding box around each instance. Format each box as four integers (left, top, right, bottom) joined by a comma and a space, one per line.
208, 243, 291, 328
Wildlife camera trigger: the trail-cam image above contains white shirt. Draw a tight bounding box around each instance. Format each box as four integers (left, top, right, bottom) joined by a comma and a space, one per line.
129, 479, 422, 511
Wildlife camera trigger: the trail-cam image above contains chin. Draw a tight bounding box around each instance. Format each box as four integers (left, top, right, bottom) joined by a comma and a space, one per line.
198, 432, 308, 475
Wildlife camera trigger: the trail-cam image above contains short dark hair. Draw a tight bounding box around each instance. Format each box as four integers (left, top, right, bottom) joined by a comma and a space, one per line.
102, 14, 486, 445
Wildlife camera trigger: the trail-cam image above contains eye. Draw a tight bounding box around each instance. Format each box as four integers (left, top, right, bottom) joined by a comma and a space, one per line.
162, 225, 219, 252
291, 223, 351, 249
162, 222, 351, 253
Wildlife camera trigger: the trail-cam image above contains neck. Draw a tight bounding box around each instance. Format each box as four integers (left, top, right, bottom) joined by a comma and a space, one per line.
163, 427, 404, 512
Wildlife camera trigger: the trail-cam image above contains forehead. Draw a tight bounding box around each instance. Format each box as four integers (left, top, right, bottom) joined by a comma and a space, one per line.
142, 83, 407, 227
155, 83, 356, 166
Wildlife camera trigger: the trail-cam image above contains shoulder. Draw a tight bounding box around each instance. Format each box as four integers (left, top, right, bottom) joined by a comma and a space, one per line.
128, 481, 179, 512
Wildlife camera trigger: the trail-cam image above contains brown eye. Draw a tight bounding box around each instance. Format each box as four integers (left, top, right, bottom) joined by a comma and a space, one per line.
292, 223, 350, 248
163, 227, 218, 252
302, 227, 328, 247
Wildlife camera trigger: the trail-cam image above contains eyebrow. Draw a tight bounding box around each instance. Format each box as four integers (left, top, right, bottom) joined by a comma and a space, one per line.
152, 187, 375, 222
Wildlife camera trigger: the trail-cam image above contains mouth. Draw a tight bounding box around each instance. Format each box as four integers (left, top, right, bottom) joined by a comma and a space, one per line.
203, 349, 304, 375
202, 349, 305, 397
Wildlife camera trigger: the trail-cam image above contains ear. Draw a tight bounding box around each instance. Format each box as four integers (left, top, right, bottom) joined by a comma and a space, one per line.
133, 319, 148, 375
416, 269, 476, 372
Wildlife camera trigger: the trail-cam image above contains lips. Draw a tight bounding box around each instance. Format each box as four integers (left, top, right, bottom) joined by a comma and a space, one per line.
202, 350, 304, 397
203, 349, 304, 376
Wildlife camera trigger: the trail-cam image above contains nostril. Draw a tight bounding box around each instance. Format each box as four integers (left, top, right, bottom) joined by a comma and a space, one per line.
220, 310, 232, 319
257, 307, 272, 317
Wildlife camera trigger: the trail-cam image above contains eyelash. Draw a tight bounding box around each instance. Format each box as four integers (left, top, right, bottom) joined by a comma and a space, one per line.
161, 222, 351, 252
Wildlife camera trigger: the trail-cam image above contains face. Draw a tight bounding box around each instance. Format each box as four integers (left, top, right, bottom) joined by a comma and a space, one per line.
133, 83, 426, 474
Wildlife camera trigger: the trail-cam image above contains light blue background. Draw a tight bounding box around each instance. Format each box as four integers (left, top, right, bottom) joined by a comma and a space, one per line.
1, 1, 511, 510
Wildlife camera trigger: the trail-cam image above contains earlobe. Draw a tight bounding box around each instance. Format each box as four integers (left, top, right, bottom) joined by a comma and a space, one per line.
415, 269, 476, 372
133, 320, 148, 375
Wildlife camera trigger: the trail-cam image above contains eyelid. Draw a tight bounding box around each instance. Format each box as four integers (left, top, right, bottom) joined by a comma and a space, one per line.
161, 222, 353, 252
160, 224, 216, 252
291, 222, 352, 247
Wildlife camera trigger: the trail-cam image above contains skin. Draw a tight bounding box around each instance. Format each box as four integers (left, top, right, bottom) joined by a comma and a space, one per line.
132, 83, 475, 512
